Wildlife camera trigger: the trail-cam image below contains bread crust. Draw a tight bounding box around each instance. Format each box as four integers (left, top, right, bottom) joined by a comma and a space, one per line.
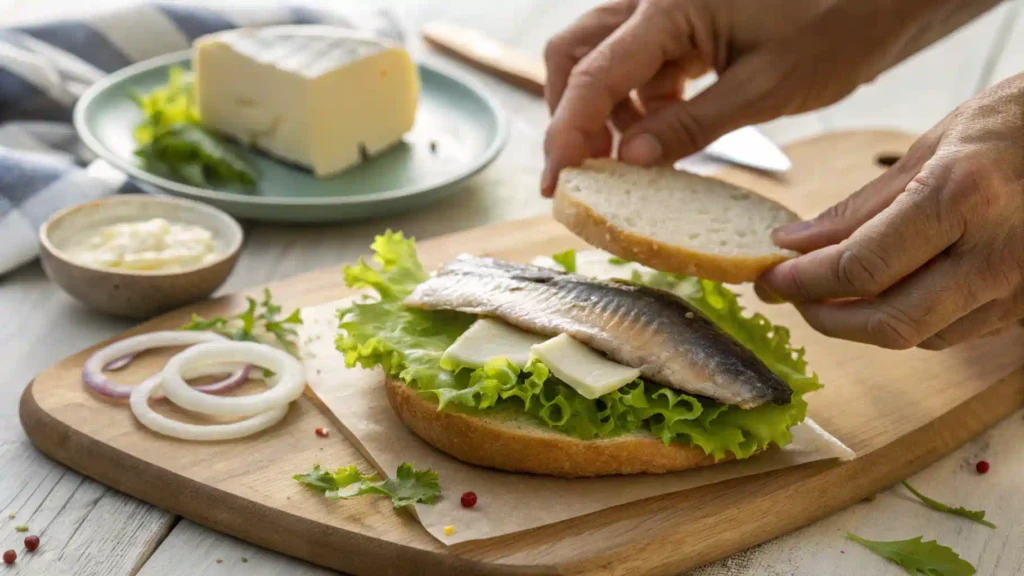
385, 377, 727, 477
552, 168, 798, 284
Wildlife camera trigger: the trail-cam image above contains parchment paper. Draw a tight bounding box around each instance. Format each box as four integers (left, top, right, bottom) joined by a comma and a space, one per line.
298, 300, 855, 545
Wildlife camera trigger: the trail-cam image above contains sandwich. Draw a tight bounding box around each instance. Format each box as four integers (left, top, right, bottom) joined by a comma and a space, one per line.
336, 161, 819, 477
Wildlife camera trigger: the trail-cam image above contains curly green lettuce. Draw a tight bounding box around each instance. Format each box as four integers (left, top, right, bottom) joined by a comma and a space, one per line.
337, 231, 821, 460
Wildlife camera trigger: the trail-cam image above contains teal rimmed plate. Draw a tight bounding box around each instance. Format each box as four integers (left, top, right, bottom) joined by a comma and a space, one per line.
74, 50, 508, 223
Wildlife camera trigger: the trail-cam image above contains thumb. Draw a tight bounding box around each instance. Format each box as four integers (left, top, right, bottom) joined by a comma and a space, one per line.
772, 125, 944, 253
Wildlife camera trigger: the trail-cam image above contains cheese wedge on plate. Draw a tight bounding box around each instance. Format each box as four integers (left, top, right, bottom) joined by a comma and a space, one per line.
194, 26, 419, 178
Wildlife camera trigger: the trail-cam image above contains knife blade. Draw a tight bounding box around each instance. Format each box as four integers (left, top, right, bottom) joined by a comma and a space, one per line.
422, 21, 791, 173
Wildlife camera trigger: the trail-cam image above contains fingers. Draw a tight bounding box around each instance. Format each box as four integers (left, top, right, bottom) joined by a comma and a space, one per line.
637, 62, 690, 113
617, 45, 796, 166
760, 159, 963, 303
792, 250, 1000, 349
610, 63, 692, 134
610, 96, 644, 133
918, 285, 1024, 350
544, 0, 638, 115
542, 4, 690, 195
771, 125, 945, 254
754, 282, 784, 305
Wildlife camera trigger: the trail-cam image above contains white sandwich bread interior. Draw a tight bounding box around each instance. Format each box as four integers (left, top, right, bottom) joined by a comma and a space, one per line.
553, 159, 801, 283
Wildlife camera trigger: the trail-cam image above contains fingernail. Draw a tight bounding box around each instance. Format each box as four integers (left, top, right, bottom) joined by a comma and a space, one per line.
540, 164, 555, 197
754, 282, 785, 304
771, 219, 814, 241
620, 134, 663, 165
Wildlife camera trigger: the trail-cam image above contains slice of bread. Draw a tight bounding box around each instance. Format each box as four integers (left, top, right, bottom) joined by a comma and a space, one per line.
385, 377, 729, 477
553, 159, 800, 283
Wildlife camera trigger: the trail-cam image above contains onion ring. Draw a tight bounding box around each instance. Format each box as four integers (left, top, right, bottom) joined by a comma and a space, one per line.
82, 331, 249, 398
130, 369, 288, 441
104, 354, 136, 371
161, 341, 304, 417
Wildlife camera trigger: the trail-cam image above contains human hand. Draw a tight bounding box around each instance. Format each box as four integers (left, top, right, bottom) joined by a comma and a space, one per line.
760, 74, 1024, 350
540, 0, 1001, 196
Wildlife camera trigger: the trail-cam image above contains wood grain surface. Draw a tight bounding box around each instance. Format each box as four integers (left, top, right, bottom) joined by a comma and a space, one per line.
18, 131, 1024, 575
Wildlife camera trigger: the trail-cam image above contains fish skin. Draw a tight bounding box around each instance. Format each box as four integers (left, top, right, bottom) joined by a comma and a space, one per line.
404, 255, 792, 408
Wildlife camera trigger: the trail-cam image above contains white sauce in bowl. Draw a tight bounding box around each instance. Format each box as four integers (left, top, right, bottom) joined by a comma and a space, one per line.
67, 218, 220, 271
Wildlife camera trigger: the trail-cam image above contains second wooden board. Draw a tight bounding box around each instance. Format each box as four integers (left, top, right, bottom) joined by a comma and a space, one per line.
21, 131, 1024, 575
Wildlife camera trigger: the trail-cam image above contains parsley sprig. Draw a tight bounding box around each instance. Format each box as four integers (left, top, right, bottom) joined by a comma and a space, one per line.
182, 289, 302, 355
294, 463, 440, 508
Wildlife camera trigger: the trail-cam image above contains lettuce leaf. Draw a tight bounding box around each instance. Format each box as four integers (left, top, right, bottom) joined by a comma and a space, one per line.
552, 249, 577, 273
337, 231, 821, 460
182, 288, 302, 356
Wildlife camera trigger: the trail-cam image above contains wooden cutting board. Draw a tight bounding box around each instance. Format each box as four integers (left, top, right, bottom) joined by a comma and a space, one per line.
20, 131, 1024, 575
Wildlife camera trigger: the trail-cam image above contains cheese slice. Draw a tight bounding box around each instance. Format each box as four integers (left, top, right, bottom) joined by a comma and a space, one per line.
442, 318, 547, 369
194, 25, 419, 178
530, 334, 640, 399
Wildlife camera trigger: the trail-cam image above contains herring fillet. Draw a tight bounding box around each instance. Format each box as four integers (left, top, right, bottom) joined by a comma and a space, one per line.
403, 255, 792, 409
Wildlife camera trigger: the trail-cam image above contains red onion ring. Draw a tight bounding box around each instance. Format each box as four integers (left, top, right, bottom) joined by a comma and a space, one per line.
82, 331, 250, 399
103, 353, 136, 371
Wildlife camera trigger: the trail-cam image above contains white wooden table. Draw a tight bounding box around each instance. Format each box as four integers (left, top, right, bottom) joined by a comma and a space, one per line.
2, 1, 1024, 574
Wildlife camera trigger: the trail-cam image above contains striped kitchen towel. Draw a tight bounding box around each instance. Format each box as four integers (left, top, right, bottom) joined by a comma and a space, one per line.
0, 2, 402, 275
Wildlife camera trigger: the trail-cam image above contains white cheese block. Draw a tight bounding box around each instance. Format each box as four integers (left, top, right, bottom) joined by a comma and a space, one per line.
530, 334, 640, 399
194, 25, 419, 178
442, 318, 547, 369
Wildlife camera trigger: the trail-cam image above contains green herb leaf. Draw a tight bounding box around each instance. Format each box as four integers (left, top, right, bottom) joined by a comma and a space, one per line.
295, 463, 440, 508
136, 123, 256, 187
379, 463, 442, 507
182, 289, 302, 355
552, 249, 576, 273
901, 481, 995, 528
847, 533, 976, 576
14, 525, 27, 532
132, 66, 256, 188
608, 257, 629, 265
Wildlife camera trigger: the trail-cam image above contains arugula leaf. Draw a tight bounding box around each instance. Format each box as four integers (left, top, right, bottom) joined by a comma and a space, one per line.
552, 249, 576, 273
183, 288, 302, 355
901, 481, 995, 528
293, 464, 374, 493
608, 257, 629, 265
294, 463, 441, 508
132, 66, 256, 188
847, 534, 976, 576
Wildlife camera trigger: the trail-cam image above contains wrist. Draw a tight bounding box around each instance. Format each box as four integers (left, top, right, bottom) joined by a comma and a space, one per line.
826, 0, 1001, 84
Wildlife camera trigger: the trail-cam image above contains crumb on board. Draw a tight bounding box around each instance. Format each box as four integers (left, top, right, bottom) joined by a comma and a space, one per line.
443, 525, 455, 536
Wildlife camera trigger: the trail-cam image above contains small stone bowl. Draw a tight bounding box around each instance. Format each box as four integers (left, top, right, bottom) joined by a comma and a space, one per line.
39, 195, 244, 319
